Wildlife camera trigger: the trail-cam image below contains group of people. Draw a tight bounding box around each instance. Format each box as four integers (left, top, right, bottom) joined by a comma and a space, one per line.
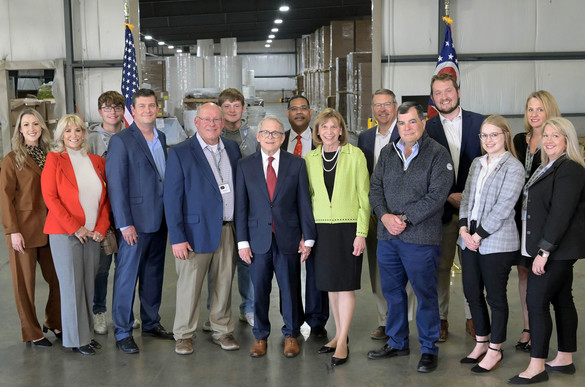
1, 76, 583, 384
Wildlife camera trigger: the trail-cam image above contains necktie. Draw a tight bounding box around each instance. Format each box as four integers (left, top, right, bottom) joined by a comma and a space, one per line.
294, 135, 303, 157
267, 156, 276, 200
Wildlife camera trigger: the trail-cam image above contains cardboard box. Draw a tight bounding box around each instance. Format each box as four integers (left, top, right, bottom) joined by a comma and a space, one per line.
336, 57, 347, 93
10, 98, 44, 127
330, 21, 355, 68
355, 20, 372, 52
320, 25, 331, 70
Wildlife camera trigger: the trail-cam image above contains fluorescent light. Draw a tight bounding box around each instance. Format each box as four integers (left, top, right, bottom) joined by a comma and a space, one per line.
268, 34, 275, 39
176, 49, 183, 53
266, 39, 272, 43
168, 45, 174, 49
158, 41, 165, 45
271, 28, 279, 32
274, 19, 283, 24
279, 6, 289, 12
265, 44, 271, 48
144, 35, 153, 40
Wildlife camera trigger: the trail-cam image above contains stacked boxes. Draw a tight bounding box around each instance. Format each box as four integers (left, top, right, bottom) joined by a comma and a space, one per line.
346, 53, 372, 133
10, 98, 57, 133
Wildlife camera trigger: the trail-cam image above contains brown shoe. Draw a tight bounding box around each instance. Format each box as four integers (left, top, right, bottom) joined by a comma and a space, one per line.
250, 339, 267, 358
466, 319, 476, 339
370, 326, 389, 340
439, 320, 448, 342
175, 338, 193, 355
212, 334, 240, 351
283, 336, 300, 358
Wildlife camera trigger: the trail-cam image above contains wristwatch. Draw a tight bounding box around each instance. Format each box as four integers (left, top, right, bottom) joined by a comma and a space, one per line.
538, 249, 550, 258
401, 214, 410, 224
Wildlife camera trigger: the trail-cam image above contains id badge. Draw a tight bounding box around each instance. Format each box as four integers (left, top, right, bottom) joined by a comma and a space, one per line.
219, 183, 231, 194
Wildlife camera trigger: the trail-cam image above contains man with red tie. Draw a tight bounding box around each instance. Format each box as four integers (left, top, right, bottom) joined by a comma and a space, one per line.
236, 115, 316, 358
281, 96, 329, 339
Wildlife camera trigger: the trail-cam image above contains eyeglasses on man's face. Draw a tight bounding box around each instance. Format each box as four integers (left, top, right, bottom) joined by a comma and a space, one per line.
288, 105, 309, 112
101, 106, 124, 112
258, 130, 284, 139
197, 117, 223, 124
372, 102, 396, 109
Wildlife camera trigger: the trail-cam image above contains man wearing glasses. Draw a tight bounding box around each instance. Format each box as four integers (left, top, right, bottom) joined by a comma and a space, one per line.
235, 116, 315, 358
164, 103, 242, 355
281, 95, 329, 339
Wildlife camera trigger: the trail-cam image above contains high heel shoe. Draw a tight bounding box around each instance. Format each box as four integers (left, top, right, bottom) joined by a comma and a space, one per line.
331, 347, 349, 366
460, 340, 488, 364
32, 337, 52, 347
43, 325, 62, 339
471, 346, 503, 373
318, 337, 349, 354
515, 329, 530, 352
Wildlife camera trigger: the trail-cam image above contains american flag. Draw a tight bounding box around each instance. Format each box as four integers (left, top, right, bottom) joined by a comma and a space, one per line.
427, 18, 460, 120
122, 24, 138, 126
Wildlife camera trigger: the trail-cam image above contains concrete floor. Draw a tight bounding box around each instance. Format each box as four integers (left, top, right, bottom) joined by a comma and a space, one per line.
1, 103, 584, 386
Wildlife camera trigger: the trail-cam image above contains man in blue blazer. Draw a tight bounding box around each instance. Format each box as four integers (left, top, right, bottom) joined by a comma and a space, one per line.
106, 89, 171, 354
280, 95, 329, 339
164, 103, 242, 356
425, 74, 485, 342
357, 88, 401, 341
236, 115, 316, 358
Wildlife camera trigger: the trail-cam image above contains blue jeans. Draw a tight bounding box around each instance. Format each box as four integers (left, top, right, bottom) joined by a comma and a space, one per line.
93, 249, 113, 314
237, 259, 254, 314
377, 239, 441, 355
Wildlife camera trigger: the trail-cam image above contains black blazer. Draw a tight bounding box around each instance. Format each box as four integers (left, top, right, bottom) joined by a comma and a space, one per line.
525, 156, 585, 260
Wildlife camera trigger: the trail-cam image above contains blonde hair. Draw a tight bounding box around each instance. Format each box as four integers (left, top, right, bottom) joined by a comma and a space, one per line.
52, 114, 89, 154
523, 91, 561, 136
480, 115, 517, 158
540, 117, 585, 168
11, 109, 52, 170
312, 108, 349, 147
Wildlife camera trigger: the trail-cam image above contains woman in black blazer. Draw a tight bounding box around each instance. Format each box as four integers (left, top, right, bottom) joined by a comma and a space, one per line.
509, 117, 585, 385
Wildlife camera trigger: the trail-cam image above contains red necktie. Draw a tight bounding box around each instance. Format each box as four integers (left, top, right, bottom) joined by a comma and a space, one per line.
294, 135, 303, 157
267, 157, 277, 232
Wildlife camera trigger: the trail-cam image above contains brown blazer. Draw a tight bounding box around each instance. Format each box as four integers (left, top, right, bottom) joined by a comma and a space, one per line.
0, 152, 48, 247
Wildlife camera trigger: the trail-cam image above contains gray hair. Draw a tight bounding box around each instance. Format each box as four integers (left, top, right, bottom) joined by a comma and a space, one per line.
258, 115, 285, 132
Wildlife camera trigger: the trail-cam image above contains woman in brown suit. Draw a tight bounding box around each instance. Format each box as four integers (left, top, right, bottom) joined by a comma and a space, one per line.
0, 109, 61, 346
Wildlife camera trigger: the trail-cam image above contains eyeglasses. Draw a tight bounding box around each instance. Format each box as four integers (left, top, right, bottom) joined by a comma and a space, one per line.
478, 132, 505, 140
258, 130, 284, 139
372, 102, 396, 109
101, 106, 124, 112
197, 117, 223, 124
288, 105, 309, 112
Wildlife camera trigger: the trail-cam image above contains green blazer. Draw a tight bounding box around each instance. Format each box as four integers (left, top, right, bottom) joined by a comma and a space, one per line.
305, 143, 370, 236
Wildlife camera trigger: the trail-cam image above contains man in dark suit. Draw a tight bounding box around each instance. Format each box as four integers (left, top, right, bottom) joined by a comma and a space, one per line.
280, 95, 329, 338
164, 103, 242, 355
106, 88, 172, 354
358, 88, 404, 341
236, 115, 316, 358
425, 73, 485, 342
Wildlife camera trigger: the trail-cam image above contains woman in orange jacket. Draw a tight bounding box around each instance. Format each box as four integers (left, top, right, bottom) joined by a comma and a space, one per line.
41, 114, 110, 355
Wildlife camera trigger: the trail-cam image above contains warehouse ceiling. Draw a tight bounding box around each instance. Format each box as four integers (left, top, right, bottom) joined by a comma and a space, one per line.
139, 0, 372, 48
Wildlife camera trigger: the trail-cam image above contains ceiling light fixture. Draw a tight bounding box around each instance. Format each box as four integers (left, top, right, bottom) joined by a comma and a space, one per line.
268, 34, 275, 39
158, 41, 165, 45
144, 35, 153, 40
265, 44, 271, 48
279, 6, 289, 12
271, 28, 279, 32
168, 45, 174, 49
266, 39, 273, 43
274, 19, 283, 24
176, 49, 183, 53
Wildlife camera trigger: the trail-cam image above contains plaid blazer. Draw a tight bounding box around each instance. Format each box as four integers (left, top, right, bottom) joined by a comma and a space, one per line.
458, 151, 525, 254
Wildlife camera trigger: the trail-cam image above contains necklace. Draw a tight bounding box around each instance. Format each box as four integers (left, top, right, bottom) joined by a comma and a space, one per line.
322, 146, 340, 172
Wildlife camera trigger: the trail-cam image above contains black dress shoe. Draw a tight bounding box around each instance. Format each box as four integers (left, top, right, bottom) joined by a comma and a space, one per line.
367, 344, 410, 360
74, 345, 95, 355
508, 371, 548, 385
417, 353, 438, 373
471, 347, 503, 373
116, 336, 140, 354
311, 326, 328, 339
142, 325, 174, 340
43, 325, 62, 339
89, 339, 102, 349
317, 345, 335, 354
545, 363, 576, 375
32, 337, 52, 347
331, 348, 349, 367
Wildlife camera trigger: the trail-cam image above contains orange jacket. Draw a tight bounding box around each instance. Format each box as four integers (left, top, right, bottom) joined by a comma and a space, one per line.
41, 151, 110, 236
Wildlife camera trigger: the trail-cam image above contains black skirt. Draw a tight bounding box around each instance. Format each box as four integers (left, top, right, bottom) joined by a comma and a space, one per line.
313, 223, 363, 292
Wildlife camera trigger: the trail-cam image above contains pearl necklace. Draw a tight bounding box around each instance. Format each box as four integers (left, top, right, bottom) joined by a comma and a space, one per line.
322, 145, 340, 172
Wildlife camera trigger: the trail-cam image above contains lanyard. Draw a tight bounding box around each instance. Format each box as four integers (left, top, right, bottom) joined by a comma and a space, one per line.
207, 146, 225, 184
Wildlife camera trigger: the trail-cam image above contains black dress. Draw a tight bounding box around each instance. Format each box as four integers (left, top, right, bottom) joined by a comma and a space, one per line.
313, 150, 363, 292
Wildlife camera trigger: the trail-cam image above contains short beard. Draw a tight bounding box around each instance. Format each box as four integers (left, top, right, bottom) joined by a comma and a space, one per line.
436, 98, 460, 116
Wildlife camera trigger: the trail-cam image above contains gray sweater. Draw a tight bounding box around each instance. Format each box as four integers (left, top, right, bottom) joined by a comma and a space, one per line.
369, 132, 454, 245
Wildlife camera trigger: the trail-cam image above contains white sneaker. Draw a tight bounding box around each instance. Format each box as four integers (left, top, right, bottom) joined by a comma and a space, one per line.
239, 312, 254, 327
94, 312, 108, 334
132, 319, 141, 329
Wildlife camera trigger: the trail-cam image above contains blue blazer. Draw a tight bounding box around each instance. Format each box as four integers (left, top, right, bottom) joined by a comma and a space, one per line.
106, 123, 167, 233
425, 109, 485, 222
357, 124, 399, 176
163, 135, 241, 253
235, 150, 316, 255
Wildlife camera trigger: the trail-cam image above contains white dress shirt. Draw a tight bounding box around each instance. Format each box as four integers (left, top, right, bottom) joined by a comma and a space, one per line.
439, 107, 463, 182
285, 127, 312, 157
374, 120, 397, 167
